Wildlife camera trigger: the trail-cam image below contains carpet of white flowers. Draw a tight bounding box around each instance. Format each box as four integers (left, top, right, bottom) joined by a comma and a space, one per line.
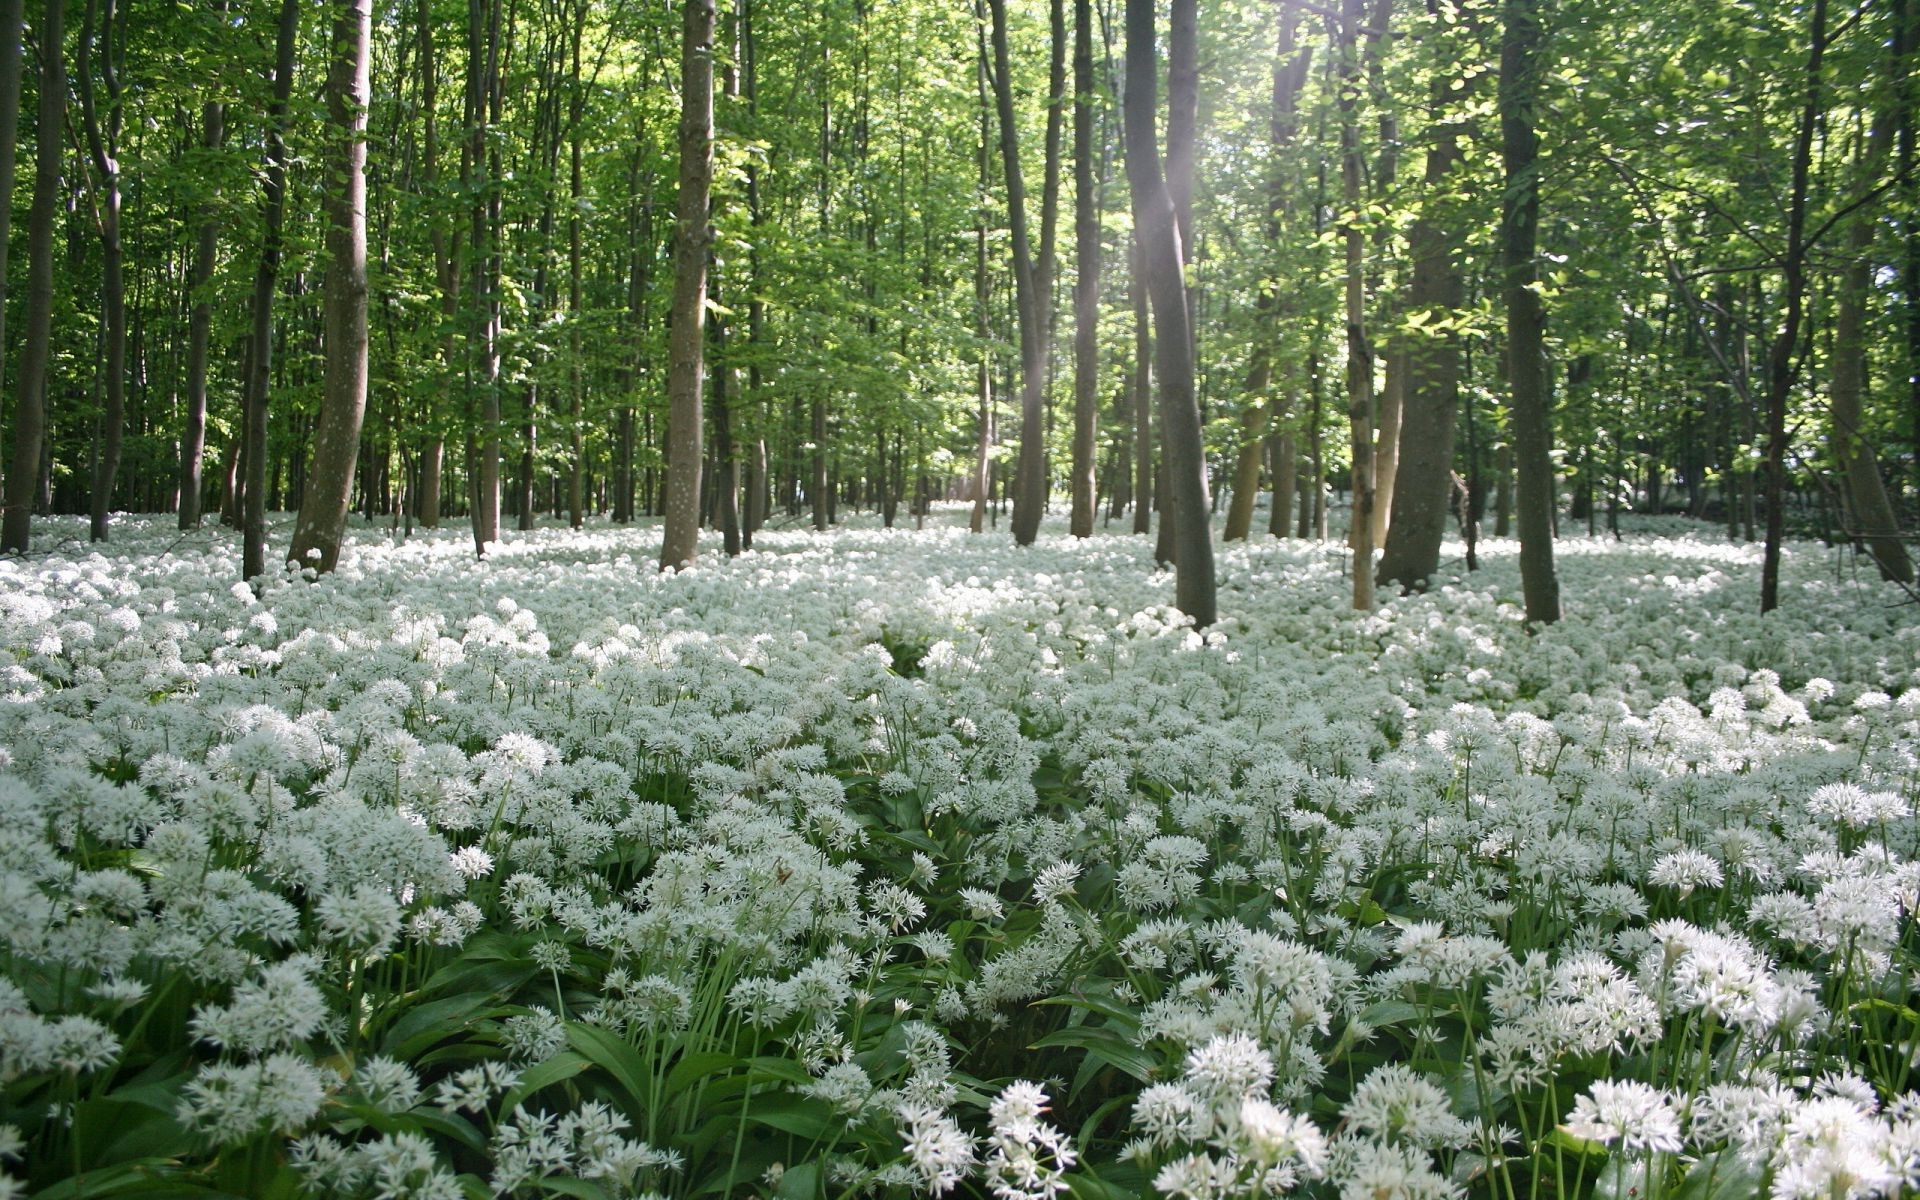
1, 511, 1917, 1200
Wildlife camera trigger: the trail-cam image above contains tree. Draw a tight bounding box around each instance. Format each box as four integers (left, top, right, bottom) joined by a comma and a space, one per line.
659, 0, 715, 571
1067, 0, 1100, 538
0, 0, 62, 556
287, 0, 372, 575
1500, 0, 1560, 623
241, 0, 299, 582
1123, 0, 1215, 626
180, 34, 224, 532
1378, 0, 1474, 592
1337, 0, 1377, 610
986, 0, 1055, 547
78, 0, 128, 542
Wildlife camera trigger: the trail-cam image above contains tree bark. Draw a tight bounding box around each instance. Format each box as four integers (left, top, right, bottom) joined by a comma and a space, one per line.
1225, 6, 1309, 543
1378, 5, 1470, 591
660, 0, 714, 570
1500, 0, 1560, 622
79, 0, 126, 543
1124, 0, 1215, 625
0, 0, 22, 373
1068, 0, 1099, 537
1131, 238, 1153, 536
0, 0, 60, 555
466, 0, 503, 553
1761, 0, 1826, 614
986, 0, 1052, 545
1338, 0, 1376, 610
287, 0, 372, 575
1831, 117, 1913, 583
239, 0, 298, 580
180, 76, 224, 530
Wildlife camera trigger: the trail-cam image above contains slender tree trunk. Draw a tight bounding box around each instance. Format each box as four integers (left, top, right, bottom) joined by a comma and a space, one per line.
79, 0, 126, 542
287, 0, 372, 575
0, 0, 60, 554
660, 0, 714, 569
1500, 0, 1560, 622
1225, 7, 1309, 543
1124, 0, 1215, 625
466, 0, 503, 553
1131, 240, 1153, 536
418, 0, 449, 529
1338, 0, 1375, 609
1761, 0, 1826, 613
566, 0, 586, 529
240, 0, 298, 580
180, 79, 225, 530
1068, 0, 1099, 537
987, 0, 1050, 545
0, 0, 22, 375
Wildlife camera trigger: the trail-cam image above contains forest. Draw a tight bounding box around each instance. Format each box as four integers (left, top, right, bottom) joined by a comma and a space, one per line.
1, 0, 1919, 1196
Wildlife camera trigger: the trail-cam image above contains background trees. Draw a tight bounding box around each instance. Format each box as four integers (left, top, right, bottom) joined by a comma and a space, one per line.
0, 0, 1909, 615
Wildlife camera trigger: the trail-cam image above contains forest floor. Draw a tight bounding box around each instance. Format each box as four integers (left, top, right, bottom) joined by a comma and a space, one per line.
1, 510, 1917, 1199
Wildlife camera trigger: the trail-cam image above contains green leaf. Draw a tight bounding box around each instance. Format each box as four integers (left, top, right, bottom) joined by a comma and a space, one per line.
1030, 1024, 1158, 1084
666, 1050, 745, 1095
746, 1093, 841, 1142
567, 1022, 653, 1113
499, 1050, 593, 1111
774, 1161, 821, 1200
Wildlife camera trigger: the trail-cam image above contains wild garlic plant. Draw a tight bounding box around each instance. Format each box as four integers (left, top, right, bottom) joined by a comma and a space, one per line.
0, 511, 1914, 1199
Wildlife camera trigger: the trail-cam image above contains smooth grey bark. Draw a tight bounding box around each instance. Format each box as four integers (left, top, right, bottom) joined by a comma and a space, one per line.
659, 0, 714, 570
1068, 0, 1099, 538
287, 0, 372, 575
240, 0, 298, 581
79, 0, 126, 543
181, 66, 226, 531
987, 0, 1050, 546
1378, 4, 1470, 591
1124, 0, 1215, 625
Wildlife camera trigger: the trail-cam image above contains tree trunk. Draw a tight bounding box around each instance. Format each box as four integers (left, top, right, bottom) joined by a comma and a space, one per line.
1761, 0, 1826, 613
661, 0, 715, 569
0, 0, 60, 555
0, 0, 22, 382
987, 0, 1050, 546
566, 0, 586, 530
1831, 117, 1913, 583
1269, 432, 1295, 537
1225, 7, 1309, 543
1068, 0, 1099, 538
180, 82, 224, 530
287, 0, 372, 575
467, 0, 503, 553
1131, 239, 1153, 536
1500, 0, 1560, 622
1378, 15, 1469, 591
241, 0, 298, 580
79, 0, 126, 543
1338, 0, 1375, 609
1124, 0, 1215, 625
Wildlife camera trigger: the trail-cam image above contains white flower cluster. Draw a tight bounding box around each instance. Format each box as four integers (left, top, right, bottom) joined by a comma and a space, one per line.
0, 511, 1913, 1197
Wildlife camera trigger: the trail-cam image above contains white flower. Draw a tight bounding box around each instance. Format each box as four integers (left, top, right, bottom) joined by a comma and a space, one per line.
1564, 1080, 1684, 1153
898, 1103, 974, 1195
